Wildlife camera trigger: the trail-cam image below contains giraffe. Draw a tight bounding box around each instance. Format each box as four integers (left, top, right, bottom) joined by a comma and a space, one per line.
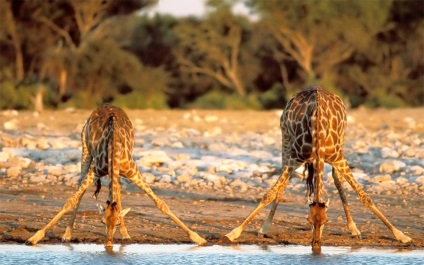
222, 85, 412, 253
26, 103, 207, 247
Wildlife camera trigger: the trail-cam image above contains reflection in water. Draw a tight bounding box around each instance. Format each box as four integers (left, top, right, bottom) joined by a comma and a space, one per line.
0, 244, 423, 265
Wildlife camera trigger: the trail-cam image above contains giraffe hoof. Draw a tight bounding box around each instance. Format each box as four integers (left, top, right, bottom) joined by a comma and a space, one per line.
217, 236, 234, 245
257, 232, 271, 239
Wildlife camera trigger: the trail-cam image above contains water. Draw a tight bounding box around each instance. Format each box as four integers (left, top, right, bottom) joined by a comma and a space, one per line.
0, 244, 423, 265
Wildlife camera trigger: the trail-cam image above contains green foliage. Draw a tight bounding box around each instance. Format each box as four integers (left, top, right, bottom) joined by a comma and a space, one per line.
188, 90, 261, 110
0, 0, 422, 110
113, 91, 168, 109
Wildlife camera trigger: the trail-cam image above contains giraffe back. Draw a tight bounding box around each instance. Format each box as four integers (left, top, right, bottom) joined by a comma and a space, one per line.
280, 86, 347, 166
82, 103, 134, 176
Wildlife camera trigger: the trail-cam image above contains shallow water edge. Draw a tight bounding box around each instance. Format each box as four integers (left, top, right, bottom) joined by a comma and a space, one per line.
1, 244, 423, 265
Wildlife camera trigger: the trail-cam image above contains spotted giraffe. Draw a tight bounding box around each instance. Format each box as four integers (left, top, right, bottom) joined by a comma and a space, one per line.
222, 86, 412, 252
26, 104, 207, 247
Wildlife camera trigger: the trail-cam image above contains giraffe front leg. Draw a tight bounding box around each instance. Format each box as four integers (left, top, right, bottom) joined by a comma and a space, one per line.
333, 158, 412, 244
223, 167, 290, 242
62, 138, 93, 242
26, 171, 95, 245
332, 168, 361, 238
62, 191, 86, 242
257, 175, 289, 238
124, 162, 207, 246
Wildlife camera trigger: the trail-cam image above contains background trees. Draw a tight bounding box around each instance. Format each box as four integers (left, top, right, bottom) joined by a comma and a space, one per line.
0, 0, 422, 110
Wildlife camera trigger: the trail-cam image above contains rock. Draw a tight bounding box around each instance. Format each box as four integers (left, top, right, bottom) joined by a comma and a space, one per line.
4, 119, 18, 130
372, 174, 392, 183
171, 141, 184, 148
410, 165, 424, 176
204, 127, 222, 137
263, 136, 276, 145
416, 176, 424, 185
45, 165, 65, 176
204, 115, 218, 122
177, 174, 192, 183
159, 175, 173, 183
137, 151, 172, 167
7, 166, 21, 178
230, 178, 248, 192
151, 137, 170, 147
18, 157, 32, 168
29, 175, 46, 183
379, 160, 406, 174
396, 177, 409, 185
381, 147, 399, 158
143, 172, 156, 183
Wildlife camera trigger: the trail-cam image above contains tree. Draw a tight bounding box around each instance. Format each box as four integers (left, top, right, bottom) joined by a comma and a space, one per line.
173, 4, 249, 97
249, 0, 393, 95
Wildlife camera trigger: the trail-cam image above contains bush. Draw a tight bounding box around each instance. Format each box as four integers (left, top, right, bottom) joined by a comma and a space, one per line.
188, 90, 262, 110
113, 91, 169, 109
0, 81, 35, 110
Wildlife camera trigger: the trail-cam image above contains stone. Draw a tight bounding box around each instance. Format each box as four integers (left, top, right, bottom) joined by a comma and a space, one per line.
4, 119, 18, 130
372, 174, 392, 183
177, 174, 192, 183
7, 166, 21, 178
410, 165, 424, 176
204, 115, 218, 122
381, 147, 399, 158
137, 151, 172, 167
379, 160, 406, 174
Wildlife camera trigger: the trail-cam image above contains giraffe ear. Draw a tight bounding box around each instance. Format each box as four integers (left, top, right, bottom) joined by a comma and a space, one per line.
120, 208, 131, 217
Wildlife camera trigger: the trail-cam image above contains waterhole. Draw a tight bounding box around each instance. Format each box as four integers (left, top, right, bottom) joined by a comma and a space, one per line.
1, 244, 422, 265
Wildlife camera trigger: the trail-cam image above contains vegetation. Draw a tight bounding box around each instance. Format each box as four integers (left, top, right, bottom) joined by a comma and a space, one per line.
0, 0, 422, 110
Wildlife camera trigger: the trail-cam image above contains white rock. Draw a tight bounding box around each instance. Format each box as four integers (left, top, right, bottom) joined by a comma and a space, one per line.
379, 160, 406, 173
18, 157, 32, 168
151, 137, 170, 147
177, 174, 192, 183
160, 175, 173, 183
46, 165, 65, 176
143, 173, 156, 183
381, 147, 399, 158
263, 136, 276, 145
396, 177, 409, 185
410, 165, 424, 176
372, 174, 392, 183
137, 151, 172, 167
7, 166, 21, 178
204, 115, 218, 122
4, 119, 18, 130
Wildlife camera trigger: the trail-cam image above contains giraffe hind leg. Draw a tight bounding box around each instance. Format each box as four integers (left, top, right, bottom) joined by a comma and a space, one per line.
333, 157, 412, 244
332, 167, 361, 238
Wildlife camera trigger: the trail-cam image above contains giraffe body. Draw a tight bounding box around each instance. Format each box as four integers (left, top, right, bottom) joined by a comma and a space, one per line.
223, 86, 412, 253
26, 104, 206, 247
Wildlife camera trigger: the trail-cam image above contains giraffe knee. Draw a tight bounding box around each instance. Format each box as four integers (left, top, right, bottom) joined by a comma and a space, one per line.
359, 194, 373, 207
261, 190, 276, 205
155, 199, 170, 214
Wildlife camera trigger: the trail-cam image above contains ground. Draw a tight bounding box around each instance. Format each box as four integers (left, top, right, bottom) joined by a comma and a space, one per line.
0, 107, 423, 249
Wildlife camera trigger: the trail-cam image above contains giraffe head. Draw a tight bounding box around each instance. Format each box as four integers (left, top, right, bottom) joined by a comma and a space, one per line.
307, 199, 329, 254
98, 201, 131, 247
